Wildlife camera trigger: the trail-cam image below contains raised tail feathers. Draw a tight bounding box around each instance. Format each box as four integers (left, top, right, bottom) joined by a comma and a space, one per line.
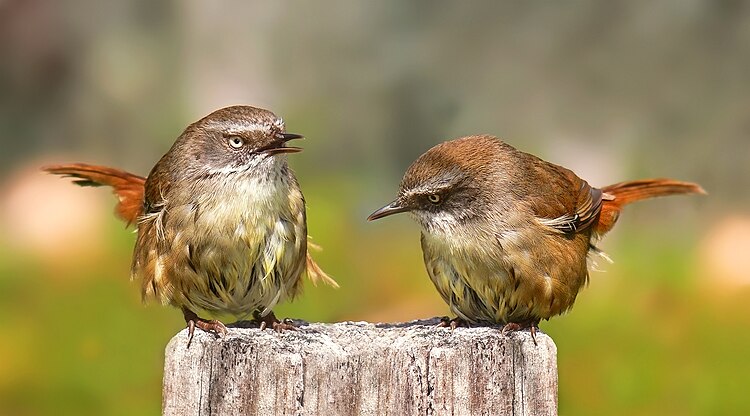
43, 163, 146, 225
595, 178, 705, 235
602, 179, 705, 205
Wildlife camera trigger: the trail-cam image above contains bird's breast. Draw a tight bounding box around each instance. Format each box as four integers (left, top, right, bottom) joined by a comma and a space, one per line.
134, 165, 307, 317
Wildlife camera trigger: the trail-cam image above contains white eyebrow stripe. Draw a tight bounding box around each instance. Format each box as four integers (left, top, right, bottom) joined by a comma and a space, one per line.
406, 183, 453, 196
203, 119, 285, 135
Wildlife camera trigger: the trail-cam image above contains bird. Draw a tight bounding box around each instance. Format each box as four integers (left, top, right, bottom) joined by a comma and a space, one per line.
368, 135, 704, 340
44, 105, 336, 344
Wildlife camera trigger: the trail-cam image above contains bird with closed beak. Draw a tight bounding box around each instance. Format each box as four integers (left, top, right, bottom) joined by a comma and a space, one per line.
45, 105, 336, 344
368, 135, 704, 340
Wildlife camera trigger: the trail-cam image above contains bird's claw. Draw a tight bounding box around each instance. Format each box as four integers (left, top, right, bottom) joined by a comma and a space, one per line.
182, 308, 228, 347
255, 311, 297, 332
438, 316, 468, 330
501, 321, 539, 346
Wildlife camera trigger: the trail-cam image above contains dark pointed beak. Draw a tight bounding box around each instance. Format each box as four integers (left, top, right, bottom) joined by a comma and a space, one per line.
279, 132, 304, 141
264, 132, 305, 155
367, 199, 410, 221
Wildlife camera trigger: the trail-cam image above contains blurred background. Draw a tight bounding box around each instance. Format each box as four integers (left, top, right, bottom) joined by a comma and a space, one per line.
1, 1, 748, 415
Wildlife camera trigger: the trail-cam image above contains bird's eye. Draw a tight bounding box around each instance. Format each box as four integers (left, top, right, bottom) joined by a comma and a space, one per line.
427, 194, 441, 204
228, 136, 245, 149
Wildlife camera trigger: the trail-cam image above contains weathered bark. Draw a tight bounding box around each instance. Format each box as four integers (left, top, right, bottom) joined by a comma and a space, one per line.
163, 318, 557, 416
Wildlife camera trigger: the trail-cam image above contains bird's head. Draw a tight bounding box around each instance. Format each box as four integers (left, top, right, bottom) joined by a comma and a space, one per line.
171, 105, 304, 177
368, 135, 510, 235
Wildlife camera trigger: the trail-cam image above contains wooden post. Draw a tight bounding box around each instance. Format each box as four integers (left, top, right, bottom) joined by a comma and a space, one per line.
162, 318, 557, 416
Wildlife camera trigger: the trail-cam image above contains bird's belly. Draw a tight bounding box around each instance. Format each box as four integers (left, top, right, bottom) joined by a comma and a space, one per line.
423, 243, 580, 324
135, 185, 307, 319
181, 217, 303, 318
425, 256, 517, 323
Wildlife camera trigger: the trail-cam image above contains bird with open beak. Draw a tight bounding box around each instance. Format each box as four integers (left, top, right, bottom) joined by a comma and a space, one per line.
46, 105, 336, 344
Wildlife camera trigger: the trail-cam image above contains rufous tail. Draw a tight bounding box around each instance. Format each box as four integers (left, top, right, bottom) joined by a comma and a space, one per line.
43, 163, 146, 225
595, 179, 705, 235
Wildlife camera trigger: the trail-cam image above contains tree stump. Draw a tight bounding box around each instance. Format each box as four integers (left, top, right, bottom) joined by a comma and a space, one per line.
162, 318, 557, 415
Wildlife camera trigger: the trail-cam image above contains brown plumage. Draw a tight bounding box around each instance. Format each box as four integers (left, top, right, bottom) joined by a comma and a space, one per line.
44, 105, 336, 342
368, 135, 704, 337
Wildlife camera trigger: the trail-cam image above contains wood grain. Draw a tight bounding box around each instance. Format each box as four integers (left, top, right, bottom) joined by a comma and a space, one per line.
163, 318, 557, 416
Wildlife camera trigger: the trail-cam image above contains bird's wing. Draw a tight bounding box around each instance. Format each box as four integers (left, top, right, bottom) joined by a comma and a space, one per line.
524, 161, 605, 235
140, 160, 172, 219
535, 184, 604, 234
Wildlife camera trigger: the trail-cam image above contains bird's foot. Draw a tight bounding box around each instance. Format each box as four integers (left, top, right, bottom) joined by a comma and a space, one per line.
438, 316, 469, 330
501, 320, 540, 346
253, 311, 297, 332
182, 308, 228, 347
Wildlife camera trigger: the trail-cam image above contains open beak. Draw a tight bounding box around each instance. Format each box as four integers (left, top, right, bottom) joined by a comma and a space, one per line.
279, 132, 304, 141
263, 132, 305, 155
367, 199, 410, 221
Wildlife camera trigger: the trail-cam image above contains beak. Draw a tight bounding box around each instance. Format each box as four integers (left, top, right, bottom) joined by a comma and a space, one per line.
367, 199, 410, 221
279, 132, 304, 141
264, 132, 304, 155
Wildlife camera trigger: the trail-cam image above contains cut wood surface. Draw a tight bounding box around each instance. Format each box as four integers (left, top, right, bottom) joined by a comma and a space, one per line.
163, 318, 557, 416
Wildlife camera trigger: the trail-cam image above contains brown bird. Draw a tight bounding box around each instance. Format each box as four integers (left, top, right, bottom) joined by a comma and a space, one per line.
45, 105, 336, 343
368, 135, 704, 340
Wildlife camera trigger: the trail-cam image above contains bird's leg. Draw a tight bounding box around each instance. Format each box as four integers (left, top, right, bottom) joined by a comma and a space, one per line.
182, 307, 228, 346
253, 310, 296, 332
501, 320, 540, 345
438, 316, 469, 330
